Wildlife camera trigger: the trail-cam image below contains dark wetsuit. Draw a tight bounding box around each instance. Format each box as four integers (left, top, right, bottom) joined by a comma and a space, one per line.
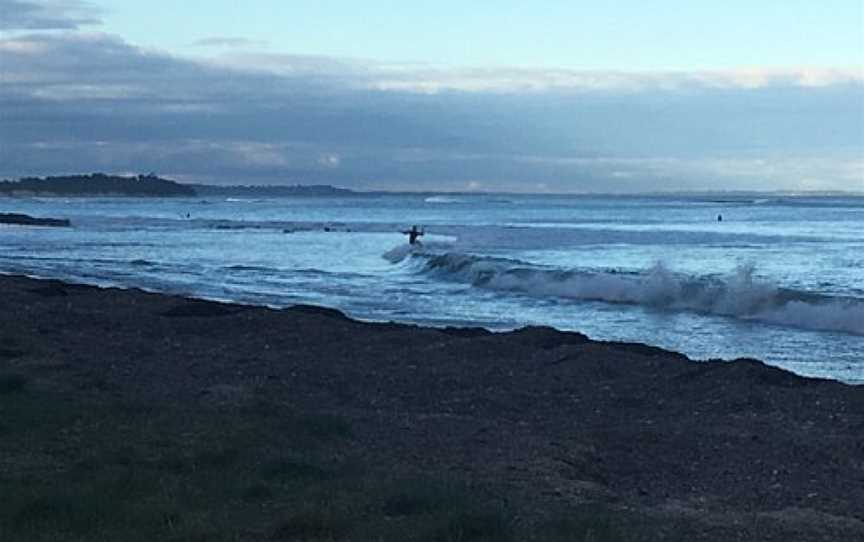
405, 226, 423, 245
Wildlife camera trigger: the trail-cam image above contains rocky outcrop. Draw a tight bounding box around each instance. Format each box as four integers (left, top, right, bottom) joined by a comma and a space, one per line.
0, 213, 71, 227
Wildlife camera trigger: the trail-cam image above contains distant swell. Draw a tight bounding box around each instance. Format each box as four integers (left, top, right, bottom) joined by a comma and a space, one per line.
391, 249, 864, 336
425, 196, 465, 204
224, 264, 274, 272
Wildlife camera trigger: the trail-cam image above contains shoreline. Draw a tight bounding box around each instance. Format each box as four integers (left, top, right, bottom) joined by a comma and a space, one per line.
2, 273, 862, 540
4, 269, 859, 387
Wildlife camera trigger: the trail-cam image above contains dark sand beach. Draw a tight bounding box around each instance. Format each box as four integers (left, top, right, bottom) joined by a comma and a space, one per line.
1, 273, 862, 541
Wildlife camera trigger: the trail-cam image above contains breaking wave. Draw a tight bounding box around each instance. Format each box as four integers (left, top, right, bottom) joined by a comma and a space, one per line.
425, 196, 465, 204
388, 248, 864, 336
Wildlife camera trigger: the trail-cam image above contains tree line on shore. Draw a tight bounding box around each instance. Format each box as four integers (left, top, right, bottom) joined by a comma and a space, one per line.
0, 173, 355, 197
0, 173, 196, 197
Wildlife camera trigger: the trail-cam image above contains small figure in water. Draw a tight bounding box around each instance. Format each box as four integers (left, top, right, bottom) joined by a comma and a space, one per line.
717, 214, 723, 222
403, 225, 424, 245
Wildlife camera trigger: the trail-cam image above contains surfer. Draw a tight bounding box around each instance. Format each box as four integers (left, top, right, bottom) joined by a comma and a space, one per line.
403, 225, 424, 245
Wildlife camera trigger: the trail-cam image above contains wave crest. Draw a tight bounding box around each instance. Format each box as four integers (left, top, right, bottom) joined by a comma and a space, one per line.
392, 250, 864, 335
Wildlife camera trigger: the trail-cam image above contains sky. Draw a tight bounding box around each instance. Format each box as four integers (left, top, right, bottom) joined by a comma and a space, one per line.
1, 0, 863, 192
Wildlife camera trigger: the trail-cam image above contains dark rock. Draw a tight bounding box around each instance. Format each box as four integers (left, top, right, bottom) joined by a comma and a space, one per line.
602, 339, 688, 359
439, 327, 492, 338
0, 213, 70, 227
0, 347, 26, 358
160, 301, 245, 318
506, 326, 590, 349
287, 304, 349, 320
28, 283, 69, 297
730, 358, 811, 387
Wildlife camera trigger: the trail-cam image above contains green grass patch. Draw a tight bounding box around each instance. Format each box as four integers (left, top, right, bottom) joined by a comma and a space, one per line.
538, 504, 641, 542
192, 446, 242, 469
271, 506, 355, 541
0, 379, 526, 542
261, 456, 332, 481
380, 479, 469, 517
0, 385, 362, 541
10, 492, 105, 535
0, 373, 29, 394
421, 508, 513, 542
0, 332, 28, 360
240, 482, 274, 502
296, 412, 353, 439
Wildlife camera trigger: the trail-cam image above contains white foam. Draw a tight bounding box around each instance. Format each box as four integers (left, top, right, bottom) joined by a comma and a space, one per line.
424, 196, 465, 204
405, 252, 864, 336
757, 300, 864, 335
382, 241, 456, 264
382, 244, 416, 263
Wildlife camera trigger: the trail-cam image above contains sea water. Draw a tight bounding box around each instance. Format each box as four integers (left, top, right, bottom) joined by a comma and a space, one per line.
1, 193, 862, 383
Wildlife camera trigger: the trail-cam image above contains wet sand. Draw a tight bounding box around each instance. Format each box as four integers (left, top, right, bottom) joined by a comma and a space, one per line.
1, 273, 862, 540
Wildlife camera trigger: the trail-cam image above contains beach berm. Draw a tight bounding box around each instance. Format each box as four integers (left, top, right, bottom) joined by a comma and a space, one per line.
0, 274, 862, 541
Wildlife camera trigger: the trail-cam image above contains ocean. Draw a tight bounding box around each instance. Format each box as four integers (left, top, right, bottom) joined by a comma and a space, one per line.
2, 193, 862, 384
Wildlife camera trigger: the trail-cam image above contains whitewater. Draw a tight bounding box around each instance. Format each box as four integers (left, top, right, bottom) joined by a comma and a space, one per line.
1, 192, 862, 383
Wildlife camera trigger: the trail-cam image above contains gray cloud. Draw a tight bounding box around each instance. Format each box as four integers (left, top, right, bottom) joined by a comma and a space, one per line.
0, 0, 101, 30
1, 31, 862, 192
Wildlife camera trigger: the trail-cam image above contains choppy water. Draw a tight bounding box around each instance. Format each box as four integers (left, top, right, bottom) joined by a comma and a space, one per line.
2, 193, 862, 383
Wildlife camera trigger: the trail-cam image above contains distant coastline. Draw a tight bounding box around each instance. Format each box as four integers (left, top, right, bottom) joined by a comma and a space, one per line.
0, 173, 357, 198
0, 173, 195, 197
2, 173, 860, 199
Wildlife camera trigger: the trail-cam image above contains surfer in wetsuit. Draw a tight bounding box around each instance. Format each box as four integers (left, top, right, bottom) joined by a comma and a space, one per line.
403, 225, 424, 245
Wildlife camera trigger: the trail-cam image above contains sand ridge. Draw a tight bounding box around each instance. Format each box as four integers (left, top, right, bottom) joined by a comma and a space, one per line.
1, 274, 862, 540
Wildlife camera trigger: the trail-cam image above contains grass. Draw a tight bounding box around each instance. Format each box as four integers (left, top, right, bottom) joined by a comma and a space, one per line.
271, 507, 355, 541
0, 370, 359, 542
0, 368, 528, 542
0, 357, 643, 541
260, 457, 332, 481
0, 372, 29, 394
539, 505, 633, 542
0, 379, 645, 542
381, 480, 463, 517
425, 509, 513, 542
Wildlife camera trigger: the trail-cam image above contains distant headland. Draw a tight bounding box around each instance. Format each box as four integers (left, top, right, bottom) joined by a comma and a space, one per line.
0, 173, 356, 198
0, 173, 196, 197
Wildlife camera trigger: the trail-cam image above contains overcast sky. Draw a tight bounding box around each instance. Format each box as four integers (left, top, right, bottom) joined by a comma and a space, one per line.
1, 0, 862, 192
